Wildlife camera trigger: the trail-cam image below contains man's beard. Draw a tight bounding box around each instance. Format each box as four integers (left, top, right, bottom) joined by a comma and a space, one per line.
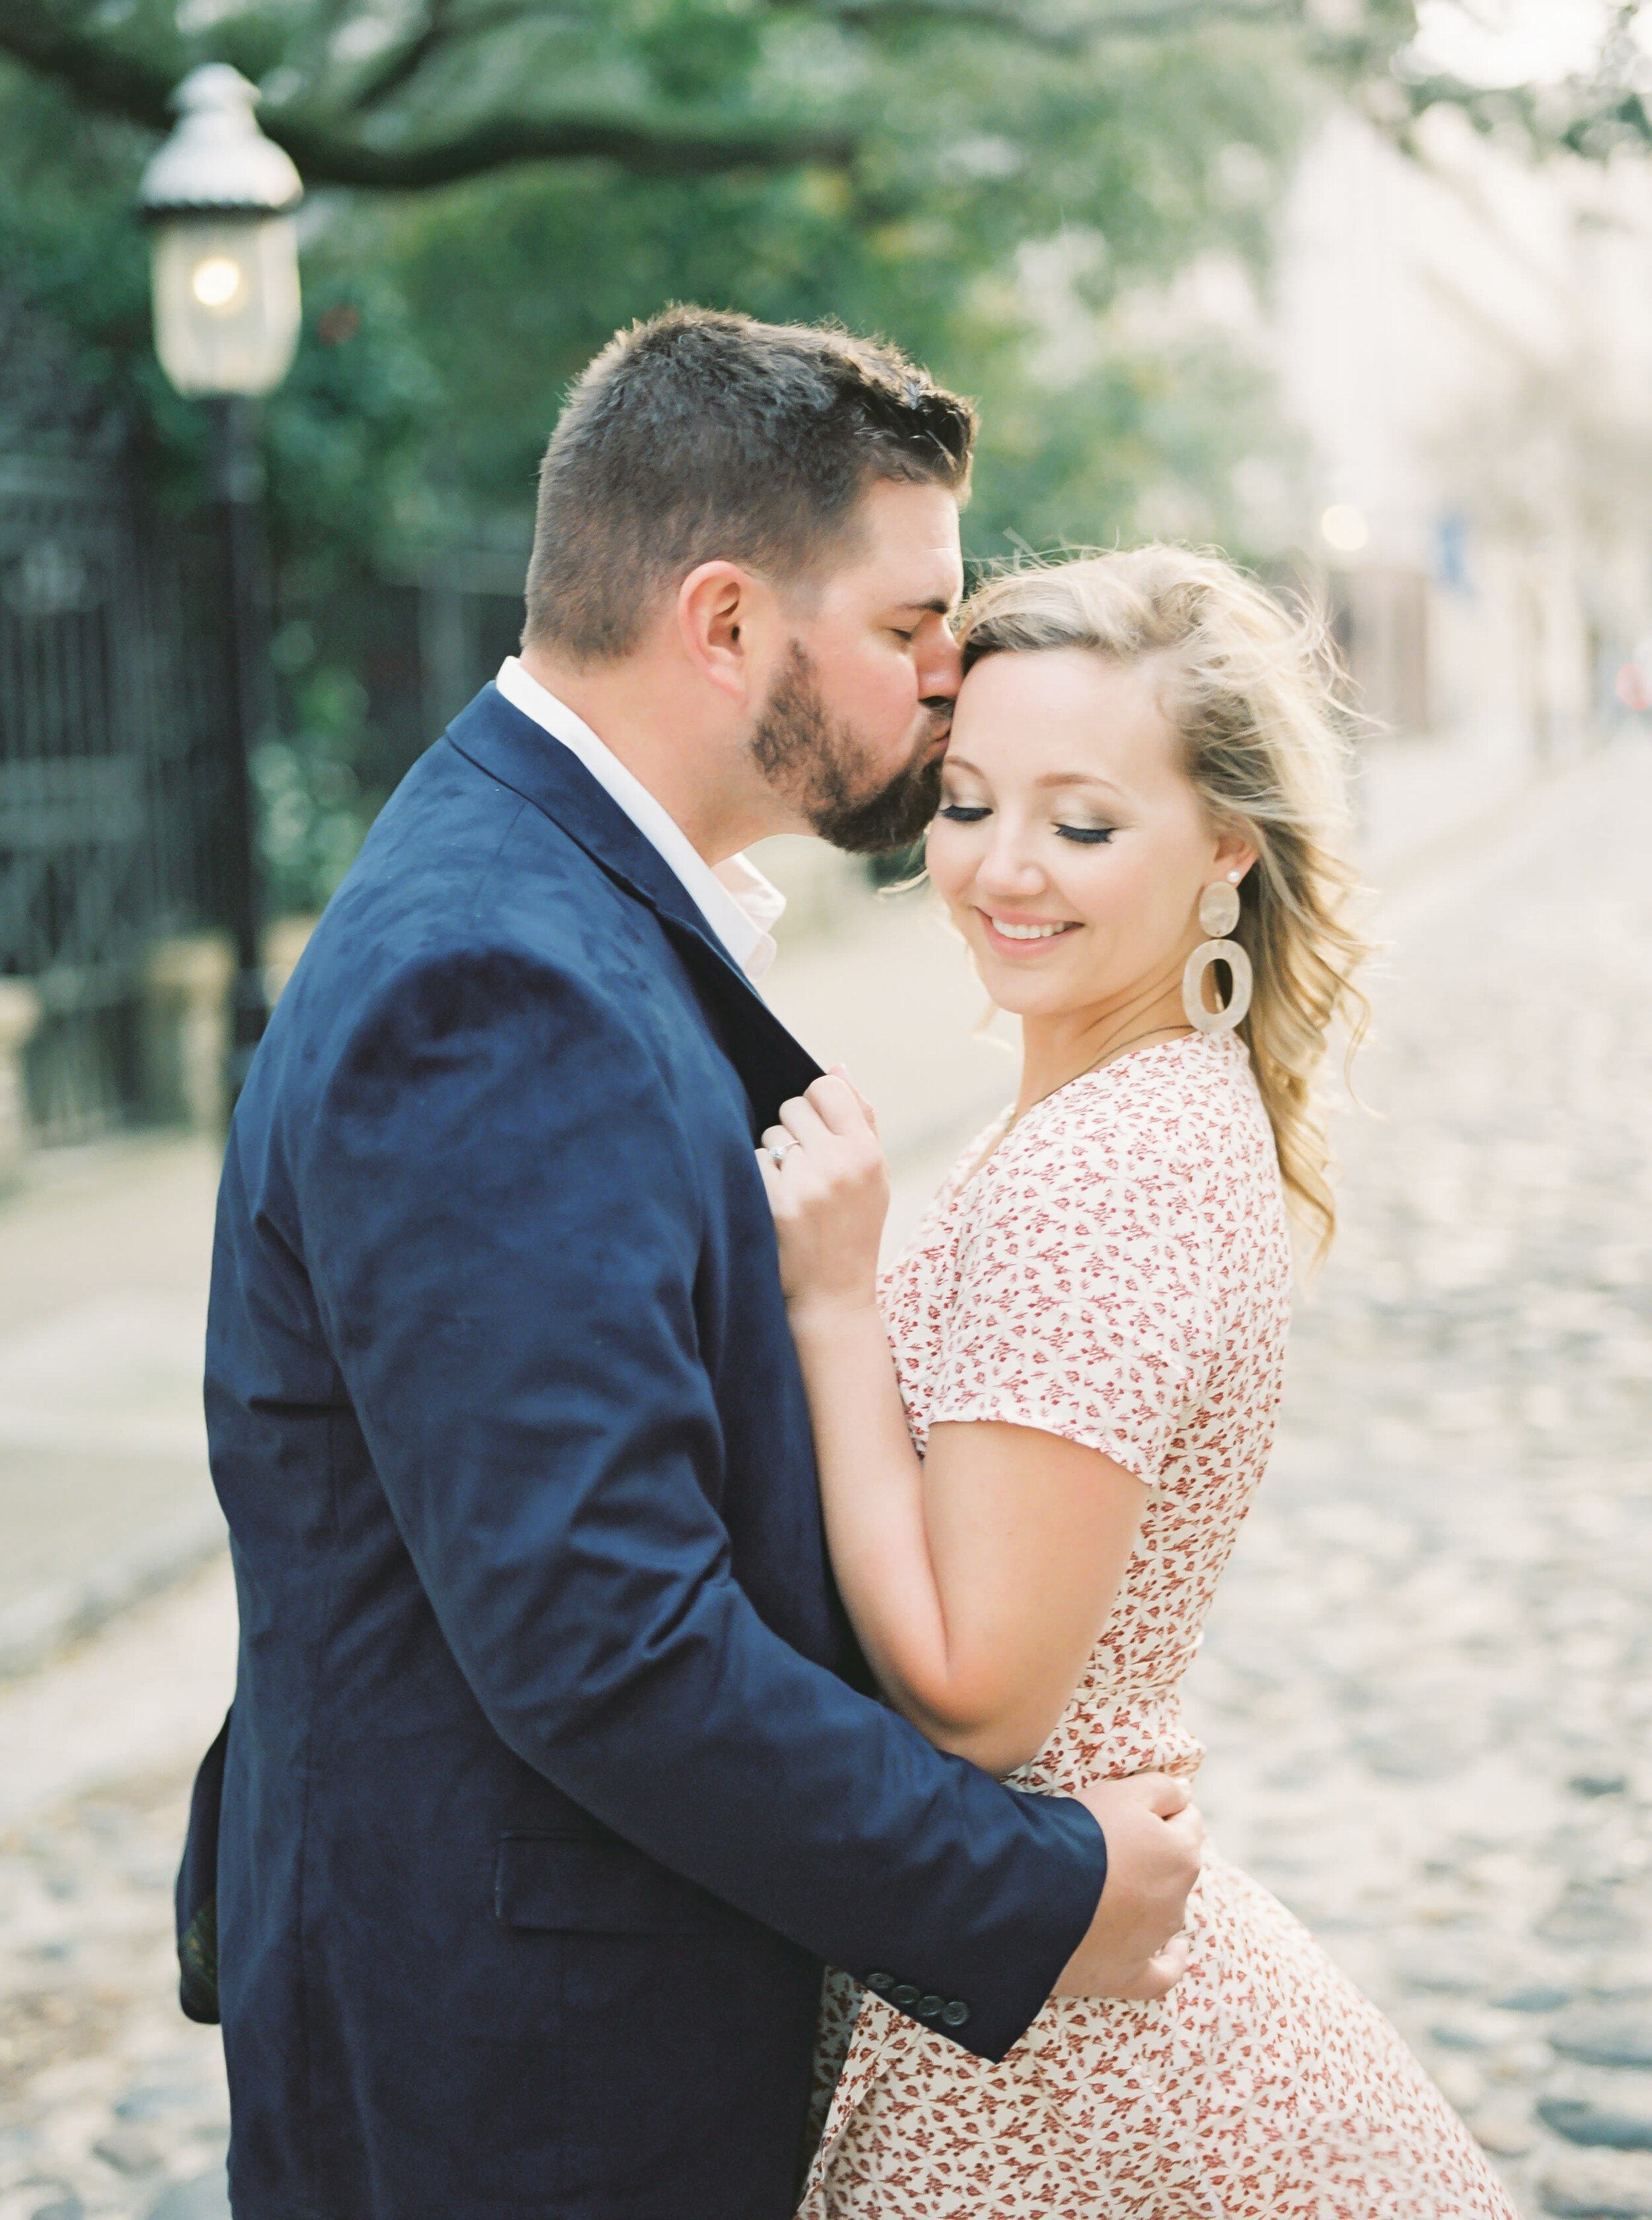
750, 642, 946, 854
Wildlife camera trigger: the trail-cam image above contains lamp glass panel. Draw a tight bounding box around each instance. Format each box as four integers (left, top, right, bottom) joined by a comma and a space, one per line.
150, 215, 301, 397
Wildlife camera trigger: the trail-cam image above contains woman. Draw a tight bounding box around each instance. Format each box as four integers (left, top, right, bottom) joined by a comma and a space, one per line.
759, 548, 1515, 2218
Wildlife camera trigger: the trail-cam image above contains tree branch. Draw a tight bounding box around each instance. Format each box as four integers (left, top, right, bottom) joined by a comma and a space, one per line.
270, 108, 858, 189
0, 0, 857, 188
0, 0, 182, 133
788, 0, 1291, 52
343, 0, 554, 116
341, 0, 453, 114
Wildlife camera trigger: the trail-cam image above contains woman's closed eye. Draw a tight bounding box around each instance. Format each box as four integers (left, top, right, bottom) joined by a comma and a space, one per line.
936, 802, 1117, 844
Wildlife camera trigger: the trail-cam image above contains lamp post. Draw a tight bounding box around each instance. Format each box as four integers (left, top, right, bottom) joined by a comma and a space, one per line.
138, 65, 303, 1114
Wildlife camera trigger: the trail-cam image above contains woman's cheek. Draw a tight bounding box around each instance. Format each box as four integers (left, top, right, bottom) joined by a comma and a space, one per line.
923, 825, 968, 905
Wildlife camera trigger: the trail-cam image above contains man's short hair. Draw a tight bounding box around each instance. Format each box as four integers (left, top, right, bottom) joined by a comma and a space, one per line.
522, 306, 976, 662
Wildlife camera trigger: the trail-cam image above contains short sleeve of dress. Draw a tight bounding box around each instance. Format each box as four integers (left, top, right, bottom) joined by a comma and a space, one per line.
926, 1102, 1215, 1488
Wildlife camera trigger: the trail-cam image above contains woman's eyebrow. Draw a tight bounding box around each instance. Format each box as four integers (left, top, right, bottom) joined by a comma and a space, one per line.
942, 758, 1130, 805
1032, 771, 1129, 801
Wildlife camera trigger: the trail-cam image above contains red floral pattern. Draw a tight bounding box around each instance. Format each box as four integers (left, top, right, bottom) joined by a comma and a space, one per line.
799, 1033, 1514, 2219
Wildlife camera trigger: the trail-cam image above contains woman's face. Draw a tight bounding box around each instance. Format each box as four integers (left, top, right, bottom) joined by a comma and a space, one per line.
926, 647, 1252, 1026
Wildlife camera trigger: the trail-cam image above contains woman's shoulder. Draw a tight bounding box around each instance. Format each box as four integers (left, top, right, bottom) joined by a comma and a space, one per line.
950, 1035, 1287, 1321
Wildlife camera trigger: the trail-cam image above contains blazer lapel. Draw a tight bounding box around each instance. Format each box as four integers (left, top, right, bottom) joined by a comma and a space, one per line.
444, 684, 824, 1127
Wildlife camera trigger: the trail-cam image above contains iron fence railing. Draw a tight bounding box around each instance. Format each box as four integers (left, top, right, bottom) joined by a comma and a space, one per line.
0, 443, 527, 1144
0, 453, 219, 1140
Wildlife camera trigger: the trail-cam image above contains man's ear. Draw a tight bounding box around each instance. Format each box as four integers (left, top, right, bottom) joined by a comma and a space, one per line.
677, 562, 761, 702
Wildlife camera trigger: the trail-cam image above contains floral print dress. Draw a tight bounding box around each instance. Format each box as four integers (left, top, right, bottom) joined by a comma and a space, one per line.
798, 1031, 1515, 2220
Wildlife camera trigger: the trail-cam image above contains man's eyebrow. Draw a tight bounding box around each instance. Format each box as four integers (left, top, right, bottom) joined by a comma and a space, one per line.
892, 595, 958, 616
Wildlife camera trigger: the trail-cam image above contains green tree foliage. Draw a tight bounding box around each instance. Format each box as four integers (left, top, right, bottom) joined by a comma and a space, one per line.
371, 6, 1320, 560
0, 0, 1442, 901
0, 0, 1428, 553
5, 0, 1638, 568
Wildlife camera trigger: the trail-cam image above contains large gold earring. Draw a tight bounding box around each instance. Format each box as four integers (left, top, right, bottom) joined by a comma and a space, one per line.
1182, 877, 1252, 1035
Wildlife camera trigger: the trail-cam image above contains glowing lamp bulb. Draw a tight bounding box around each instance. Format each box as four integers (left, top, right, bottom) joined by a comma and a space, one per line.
192, 255, 246, 311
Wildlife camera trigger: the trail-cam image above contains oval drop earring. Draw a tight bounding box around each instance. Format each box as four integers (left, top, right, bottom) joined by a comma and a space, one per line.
1182, 873, 1253, 1035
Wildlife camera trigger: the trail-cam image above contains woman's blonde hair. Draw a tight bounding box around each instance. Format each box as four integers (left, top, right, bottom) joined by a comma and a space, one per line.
957, 544, 1372, 1258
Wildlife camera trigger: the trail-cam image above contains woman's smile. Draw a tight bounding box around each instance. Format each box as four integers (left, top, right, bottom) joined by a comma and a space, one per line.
977, 911, 1082, 954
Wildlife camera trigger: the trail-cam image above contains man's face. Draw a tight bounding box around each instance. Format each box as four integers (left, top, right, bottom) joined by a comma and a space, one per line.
750, 478, 964, 853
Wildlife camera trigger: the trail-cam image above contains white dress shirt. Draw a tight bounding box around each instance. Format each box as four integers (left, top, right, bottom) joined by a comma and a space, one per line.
494, 656, 784, 984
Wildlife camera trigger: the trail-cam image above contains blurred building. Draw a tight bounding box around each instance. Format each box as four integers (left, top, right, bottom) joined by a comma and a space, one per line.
1277, 101, 1652, 753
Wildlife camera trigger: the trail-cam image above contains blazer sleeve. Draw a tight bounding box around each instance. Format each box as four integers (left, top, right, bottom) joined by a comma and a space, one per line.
295, 943, 1107, 2063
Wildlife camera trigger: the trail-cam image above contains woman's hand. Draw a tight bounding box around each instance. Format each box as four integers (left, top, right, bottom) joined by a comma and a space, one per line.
756, 1070, 889, 1318
759, 1078, 1146, 1791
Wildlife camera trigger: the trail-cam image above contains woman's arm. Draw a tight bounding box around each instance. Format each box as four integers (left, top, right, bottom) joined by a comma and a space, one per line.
760, 1076, 1148, 1777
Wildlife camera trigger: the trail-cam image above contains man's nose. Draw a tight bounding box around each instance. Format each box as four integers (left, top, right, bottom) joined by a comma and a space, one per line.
919, 626, 963, 704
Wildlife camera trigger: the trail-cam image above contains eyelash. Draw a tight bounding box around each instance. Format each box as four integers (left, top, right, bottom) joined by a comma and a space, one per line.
935, 804, 1116, 846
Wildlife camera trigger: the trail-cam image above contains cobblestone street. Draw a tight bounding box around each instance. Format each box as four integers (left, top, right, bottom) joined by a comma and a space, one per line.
1187, 737, 1652, 2217
2, 735, 1649, 2218
0, 1571, 235, 2220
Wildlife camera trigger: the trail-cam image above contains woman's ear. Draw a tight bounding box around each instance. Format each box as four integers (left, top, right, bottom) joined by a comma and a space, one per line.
1213, 828, 1259, 885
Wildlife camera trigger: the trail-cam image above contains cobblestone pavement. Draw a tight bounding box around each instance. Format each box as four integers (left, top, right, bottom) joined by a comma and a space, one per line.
3, 735, 1649, 2218
0, 1569, 235, 2220
1185, 736, 1652, 2217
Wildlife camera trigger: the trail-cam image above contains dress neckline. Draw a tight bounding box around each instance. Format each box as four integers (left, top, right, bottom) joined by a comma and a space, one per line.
952, 1030, 1236, 1199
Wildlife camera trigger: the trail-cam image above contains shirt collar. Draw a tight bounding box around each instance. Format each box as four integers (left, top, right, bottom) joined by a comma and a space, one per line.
494, 657, 783, 982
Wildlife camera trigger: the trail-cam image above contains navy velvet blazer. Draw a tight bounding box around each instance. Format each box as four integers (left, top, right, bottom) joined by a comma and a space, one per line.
201, 684, 1108, 2219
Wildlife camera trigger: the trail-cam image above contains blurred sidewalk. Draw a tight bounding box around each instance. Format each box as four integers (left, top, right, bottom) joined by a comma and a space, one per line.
0, 1138, 225, 1674
0, 716, 1608, 1675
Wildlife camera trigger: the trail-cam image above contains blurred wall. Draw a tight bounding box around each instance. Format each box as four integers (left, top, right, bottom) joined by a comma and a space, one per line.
1276, 103, 1652, 753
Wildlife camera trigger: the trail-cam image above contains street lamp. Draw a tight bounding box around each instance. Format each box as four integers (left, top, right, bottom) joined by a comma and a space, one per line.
138, 65, 303, 1114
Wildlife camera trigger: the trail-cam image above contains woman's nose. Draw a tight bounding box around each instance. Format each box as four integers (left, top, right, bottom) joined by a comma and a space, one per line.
973, 830, 1045, 897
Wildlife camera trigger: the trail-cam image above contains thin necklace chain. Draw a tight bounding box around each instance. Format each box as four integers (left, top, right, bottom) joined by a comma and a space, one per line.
1018, 1020, 1193, 1124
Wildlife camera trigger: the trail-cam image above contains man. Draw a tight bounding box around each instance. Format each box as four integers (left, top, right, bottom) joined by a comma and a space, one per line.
198, 307, 1201, 2219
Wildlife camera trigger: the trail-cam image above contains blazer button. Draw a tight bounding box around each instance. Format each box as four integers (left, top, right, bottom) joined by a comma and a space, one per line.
917, 1993, 944, 2018
891, 1983, 919, 2007
941, 1999, 969, 2027
864, 1970, 893, 1992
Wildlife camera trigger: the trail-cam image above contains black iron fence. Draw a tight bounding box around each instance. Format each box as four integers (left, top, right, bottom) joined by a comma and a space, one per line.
0, 444, 525, 1145
0, 454, 213, 1139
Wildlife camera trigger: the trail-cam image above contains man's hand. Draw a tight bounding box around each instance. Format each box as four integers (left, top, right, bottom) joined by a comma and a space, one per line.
1052, 1773, 1205, 2002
